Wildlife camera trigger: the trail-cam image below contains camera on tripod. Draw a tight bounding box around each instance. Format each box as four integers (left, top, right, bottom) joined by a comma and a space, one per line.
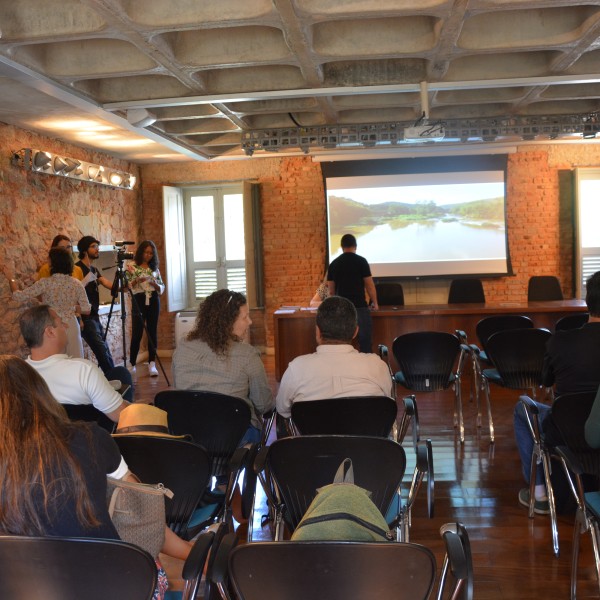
114, 240, 135, 262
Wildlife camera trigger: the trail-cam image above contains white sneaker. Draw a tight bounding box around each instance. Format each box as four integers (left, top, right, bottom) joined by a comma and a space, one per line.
148, 361, 158, 377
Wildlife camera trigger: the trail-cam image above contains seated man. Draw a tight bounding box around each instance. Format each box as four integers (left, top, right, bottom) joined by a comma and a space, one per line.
19, 305, 132, 422
276, 295, 392, 419
514, 271, 600, 513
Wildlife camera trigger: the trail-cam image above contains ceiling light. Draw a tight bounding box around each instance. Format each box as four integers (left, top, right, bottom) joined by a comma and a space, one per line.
10, 148, 136, 190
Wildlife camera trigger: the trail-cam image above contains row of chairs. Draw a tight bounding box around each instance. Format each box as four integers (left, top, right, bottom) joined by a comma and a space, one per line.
375, 275, 565, 306
379, 311, 589, 445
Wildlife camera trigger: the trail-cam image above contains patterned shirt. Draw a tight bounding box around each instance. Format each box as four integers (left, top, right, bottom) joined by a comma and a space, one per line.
13, 273, 91, 322
125, 262, 165, 305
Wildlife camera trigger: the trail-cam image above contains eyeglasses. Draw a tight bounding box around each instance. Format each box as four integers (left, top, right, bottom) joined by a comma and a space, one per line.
89, 243, 99, 249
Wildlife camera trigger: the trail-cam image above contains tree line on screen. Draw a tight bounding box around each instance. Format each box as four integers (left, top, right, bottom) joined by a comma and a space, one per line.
329, 195, 504, 233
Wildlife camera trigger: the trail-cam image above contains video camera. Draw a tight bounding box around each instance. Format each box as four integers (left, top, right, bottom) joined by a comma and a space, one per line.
114, 240, 135, 262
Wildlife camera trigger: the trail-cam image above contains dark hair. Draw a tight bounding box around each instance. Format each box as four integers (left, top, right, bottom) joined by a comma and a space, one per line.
340, 234, 357, 249
586, 271, 600, 317
49, 247, 74, 276
19, 305, 56, 349
134, 240, 159, 271
316, 296, 357, 342
187, 289, 247, 355
50, 235, 71, 250
0, 355, 99, 536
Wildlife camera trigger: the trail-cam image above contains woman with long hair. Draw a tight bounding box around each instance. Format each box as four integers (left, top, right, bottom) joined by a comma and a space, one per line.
0, 355, 127, 538
5, 248, 90, 357
125, 240, 164, 377
172, 289, 274, 444
0, 355, 193, 599
37, 234, 84, 281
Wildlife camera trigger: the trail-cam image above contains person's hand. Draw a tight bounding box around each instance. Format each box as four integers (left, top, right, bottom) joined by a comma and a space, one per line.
371, 302, 379, 311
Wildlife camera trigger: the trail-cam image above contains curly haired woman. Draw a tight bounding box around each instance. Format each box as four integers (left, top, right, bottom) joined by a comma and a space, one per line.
172, 289, 274, 445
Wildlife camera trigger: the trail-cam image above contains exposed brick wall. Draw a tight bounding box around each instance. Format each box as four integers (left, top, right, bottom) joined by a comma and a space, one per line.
140, 145, 600, 350
0, 122, 142, 357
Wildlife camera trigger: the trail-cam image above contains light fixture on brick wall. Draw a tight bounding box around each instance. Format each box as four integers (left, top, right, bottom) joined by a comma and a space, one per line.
10, 148, 136, 190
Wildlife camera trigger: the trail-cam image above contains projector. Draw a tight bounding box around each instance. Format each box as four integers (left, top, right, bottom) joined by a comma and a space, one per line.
404, 125, 445, 142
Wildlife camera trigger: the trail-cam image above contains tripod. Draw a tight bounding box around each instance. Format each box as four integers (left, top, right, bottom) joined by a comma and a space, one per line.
104, 256, 170, 386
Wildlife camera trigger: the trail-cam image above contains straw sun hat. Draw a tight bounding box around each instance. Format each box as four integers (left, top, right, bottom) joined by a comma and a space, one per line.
113, 403, 187, 439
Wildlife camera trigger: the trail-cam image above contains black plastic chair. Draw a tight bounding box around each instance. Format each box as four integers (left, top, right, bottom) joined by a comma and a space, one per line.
448, 279, 485, 304
528, 275, 563, 301
287, 395, 434, 523
520, 391, 598, 559
113, 435, 215, 539
0, 536, 157, 600
210, 521, 473, 600
468, 315, 534, 441
290, 396, 398, 438
376, 282, 404, 306
259, 435, 424, 541
390, 331, 468, 443
62, 403, 116, 433
555, 312, 589, 331
154, 390, 251, 482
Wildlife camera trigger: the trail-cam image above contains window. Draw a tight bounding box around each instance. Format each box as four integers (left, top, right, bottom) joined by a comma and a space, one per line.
575, 169, 600, 298
163, 182, 262, 311
185, 185, 246, 303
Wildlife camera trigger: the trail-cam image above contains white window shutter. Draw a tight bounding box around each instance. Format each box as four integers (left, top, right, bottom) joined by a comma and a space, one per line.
163, 186, 187, 311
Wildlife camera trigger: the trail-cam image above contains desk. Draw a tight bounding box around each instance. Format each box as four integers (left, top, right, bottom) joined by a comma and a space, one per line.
273, 300, 587, 380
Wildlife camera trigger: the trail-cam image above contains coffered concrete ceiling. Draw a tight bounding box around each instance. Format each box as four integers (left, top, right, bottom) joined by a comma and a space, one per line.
1, 0, 600, 162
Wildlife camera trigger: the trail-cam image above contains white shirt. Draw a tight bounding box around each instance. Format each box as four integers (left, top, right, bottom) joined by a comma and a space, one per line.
276, 344, 393, 418
26, 354, 124, 415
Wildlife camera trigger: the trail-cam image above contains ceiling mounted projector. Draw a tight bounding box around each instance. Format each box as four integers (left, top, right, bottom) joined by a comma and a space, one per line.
404, 124, 445, 142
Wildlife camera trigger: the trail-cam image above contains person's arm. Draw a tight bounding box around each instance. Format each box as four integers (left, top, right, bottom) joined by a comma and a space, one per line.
309, 291, 322, 308
327, 280, 336, 296
585, 387, 600, 449
247, 348, 274, 416
150, 268, 165, 295
83, 364, 128, 422
364, 276, 379, 310
275, 363, 297, 419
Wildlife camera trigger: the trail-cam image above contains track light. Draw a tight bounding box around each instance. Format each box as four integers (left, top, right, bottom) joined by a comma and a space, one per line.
33, 151, 51, 170
11, 149, 136, 190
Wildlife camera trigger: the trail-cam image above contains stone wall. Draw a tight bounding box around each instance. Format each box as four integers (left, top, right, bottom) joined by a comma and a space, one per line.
0, 122, 142, 357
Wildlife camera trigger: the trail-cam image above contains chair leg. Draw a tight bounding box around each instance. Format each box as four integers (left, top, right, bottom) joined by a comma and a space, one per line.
454, 378, 465, 444
527, 451, 539, 520
482, 381, 495, 443
571, 510, 583, 600
590, 519, 600, 597
540, 451, 559, 557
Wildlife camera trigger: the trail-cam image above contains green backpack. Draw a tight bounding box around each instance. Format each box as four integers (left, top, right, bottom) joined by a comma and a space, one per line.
291, 458, 394, 542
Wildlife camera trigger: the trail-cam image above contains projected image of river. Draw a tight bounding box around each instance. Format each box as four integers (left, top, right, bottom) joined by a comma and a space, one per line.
332, 220, 506, 263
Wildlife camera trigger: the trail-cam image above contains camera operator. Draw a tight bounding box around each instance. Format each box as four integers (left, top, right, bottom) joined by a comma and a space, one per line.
76, 236, 116, 375
125, 240, 165, 377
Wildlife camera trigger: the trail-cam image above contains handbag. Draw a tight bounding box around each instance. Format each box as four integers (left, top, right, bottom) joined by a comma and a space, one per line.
106, 477, 173, 558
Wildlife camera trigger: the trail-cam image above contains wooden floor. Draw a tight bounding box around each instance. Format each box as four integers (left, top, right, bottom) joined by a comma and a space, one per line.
135, 355, 600, 599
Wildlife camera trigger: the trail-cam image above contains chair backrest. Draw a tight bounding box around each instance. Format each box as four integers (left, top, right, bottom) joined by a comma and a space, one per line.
267, 435, 407, 532
485, 328, 551, 389
475, 315, 533, 355
392, 331, 460, 392
555, 312, 589, 331
551, 391, 600, 476
113, 435, 211, 538
154, 390, 251, 479
290, 396, 397, 437
448, 279, 485, 304
62, 403, 115, 433
0, 536, 157, 600
376, 282, 404, 306
228, 541, 436, 600
528, 275, 563, 301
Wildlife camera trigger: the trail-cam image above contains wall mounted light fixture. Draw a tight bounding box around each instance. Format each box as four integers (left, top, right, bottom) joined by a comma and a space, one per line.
10, 148, 136, 190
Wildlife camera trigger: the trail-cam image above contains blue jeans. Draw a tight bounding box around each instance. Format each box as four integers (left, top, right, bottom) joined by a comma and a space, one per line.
513, 400, 551, 485
81, 315, 115, 375
356, 307, 373, 353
